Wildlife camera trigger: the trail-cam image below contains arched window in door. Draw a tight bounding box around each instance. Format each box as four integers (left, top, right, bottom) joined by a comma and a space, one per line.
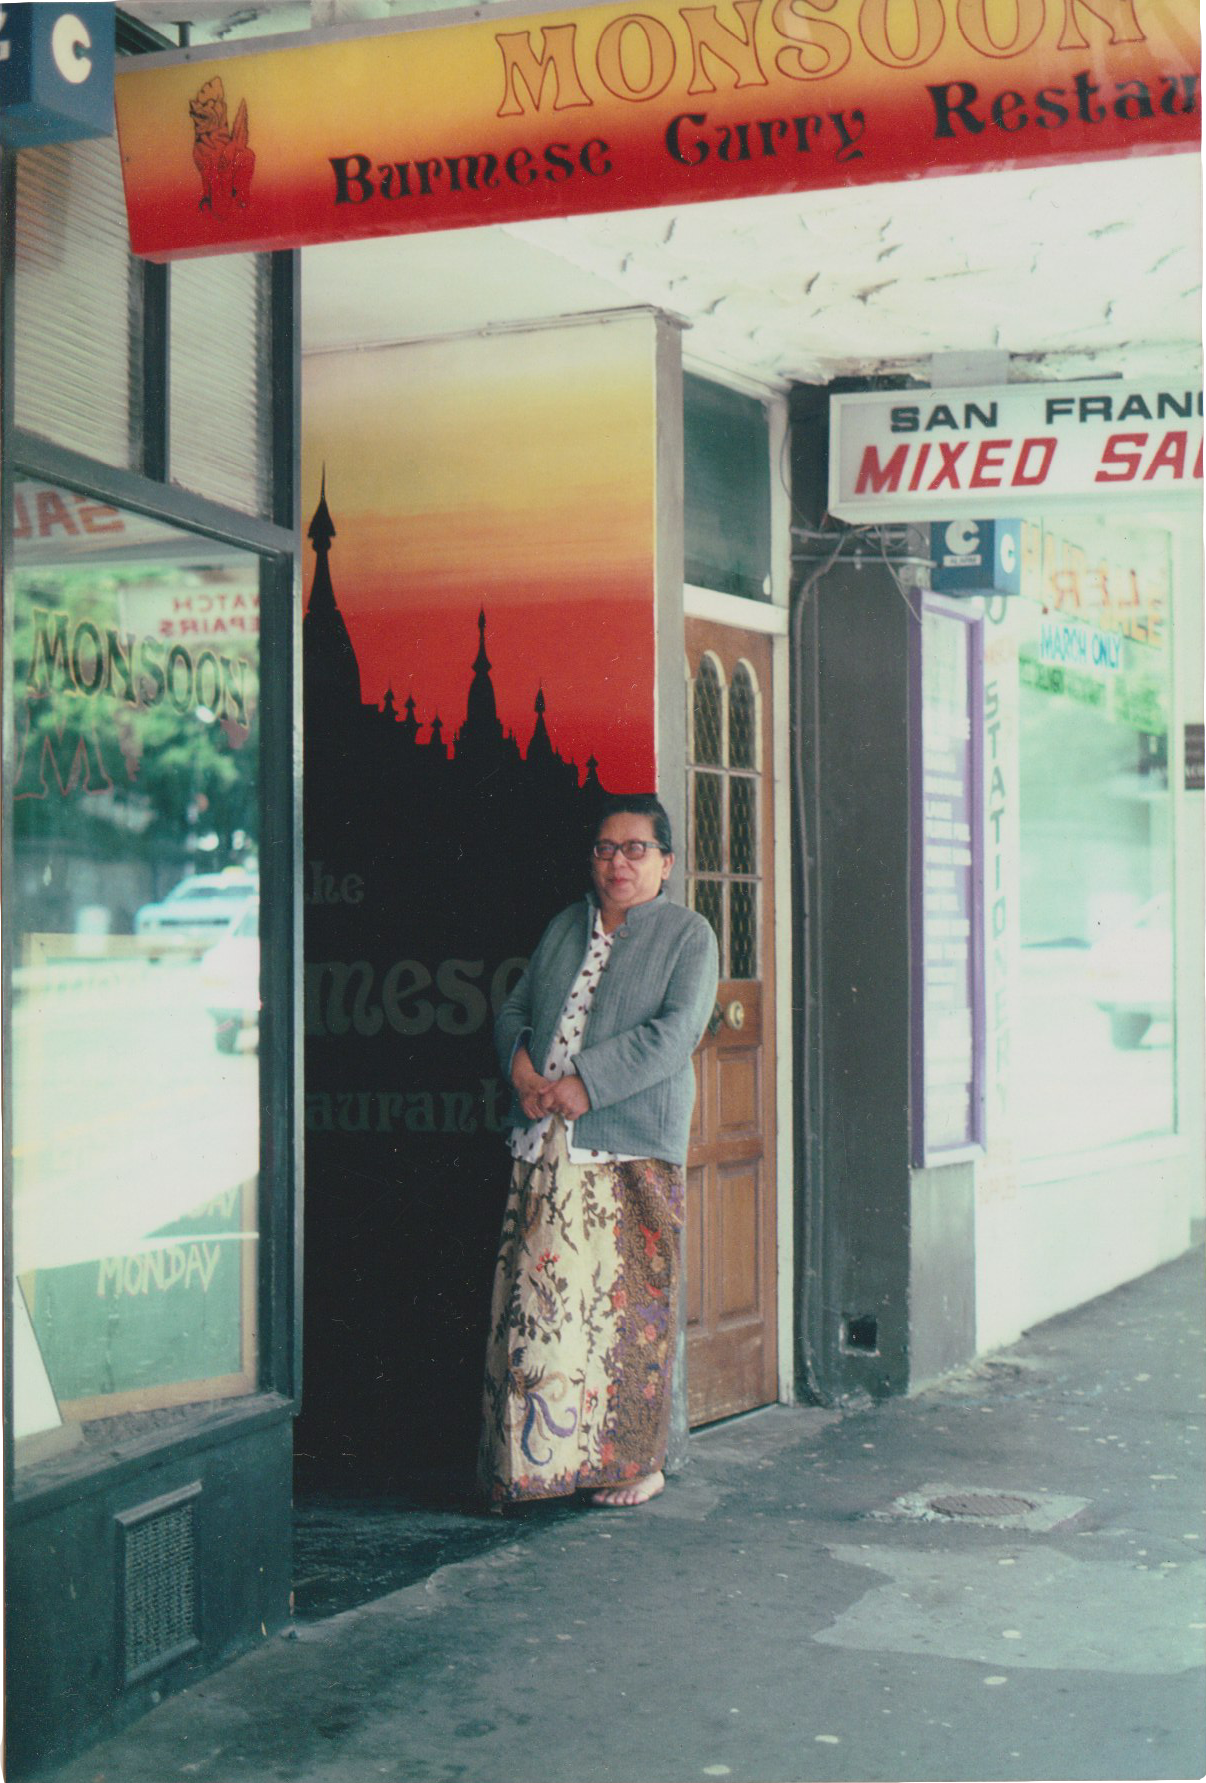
687, 654, 761, 980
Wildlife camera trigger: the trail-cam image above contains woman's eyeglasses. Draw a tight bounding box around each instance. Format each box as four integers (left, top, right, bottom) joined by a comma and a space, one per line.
592, 840, 665, 861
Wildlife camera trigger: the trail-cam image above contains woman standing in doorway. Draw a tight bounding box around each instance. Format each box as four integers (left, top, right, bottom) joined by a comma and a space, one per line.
479, 794, 718, 1508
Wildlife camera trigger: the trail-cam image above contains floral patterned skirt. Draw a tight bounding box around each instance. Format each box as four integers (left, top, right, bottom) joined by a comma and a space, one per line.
477, 1119, 684, 1504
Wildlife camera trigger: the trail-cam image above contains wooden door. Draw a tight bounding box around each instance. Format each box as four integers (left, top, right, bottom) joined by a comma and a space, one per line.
684, 618, 778, 1425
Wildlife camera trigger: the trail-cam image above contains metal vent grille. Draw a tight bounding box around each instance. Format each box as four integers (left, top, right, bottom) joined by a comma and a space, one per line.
119, 1486, 201, 1684
927, 1491, 1037, 1520
875, 1482, 1089, 1532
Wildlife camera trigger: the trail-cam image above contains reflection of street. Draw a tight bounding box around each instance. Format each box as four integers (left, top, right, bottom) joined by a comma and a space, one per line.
1015, 946, 1174, 1160
12, 956, 258, 1274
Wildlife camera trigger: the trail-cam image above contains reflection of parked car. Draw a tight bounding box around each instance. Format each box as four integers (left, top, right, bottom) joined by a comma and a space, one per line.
134, 871, 258, 957
1087, 893, 1173, 1049
200, 898, 260, 1053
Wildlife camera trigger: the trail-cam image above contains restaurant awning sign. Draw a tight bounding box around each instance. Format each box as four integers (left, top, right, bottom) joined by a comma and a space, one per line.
113, 0, 1199, 260
829, 379, 1203, 520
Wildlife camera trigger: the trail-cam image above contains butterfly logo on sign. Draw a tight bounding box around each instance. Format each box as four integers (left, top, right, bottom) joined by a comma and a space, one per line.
188, 76, 255, 218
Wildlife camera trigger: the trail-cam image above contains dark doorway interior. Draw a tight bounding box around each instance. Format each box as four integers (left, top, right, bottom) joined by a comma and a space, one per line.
296, 493, 609, 1492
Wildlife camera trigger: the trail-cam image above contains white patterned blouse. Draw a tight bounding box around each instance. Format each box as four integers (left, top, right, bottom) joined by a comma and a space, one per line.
509, 907, 640, 1165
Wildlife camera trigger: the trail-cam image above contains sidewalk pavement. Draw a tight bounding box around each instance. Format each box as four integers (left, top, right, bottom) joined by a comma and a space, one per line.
32, 1248, 1206, 1783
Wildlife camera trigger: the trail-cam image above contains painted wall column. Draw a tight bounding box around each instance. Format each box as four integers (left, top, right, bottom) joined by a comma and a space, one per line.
789, 382, 977, 1401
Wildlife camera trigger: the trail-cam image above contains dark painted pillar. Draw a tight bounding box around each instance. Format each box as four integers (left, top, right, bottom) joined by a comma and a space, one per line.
789, 380, 976, 1403
795, 548, 915, 1397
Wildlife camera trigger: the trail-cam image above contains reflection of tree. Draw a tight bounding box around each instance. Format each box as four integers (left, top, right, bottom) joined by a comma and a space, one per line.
114, 696, 258, 861
1113, 673, 1167, 738
12, 568, 259, 918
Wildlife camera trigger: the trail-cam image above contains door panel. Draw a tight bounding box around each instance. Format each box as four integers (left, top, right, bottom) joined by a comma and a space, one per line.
690, 1051, 704, 1139
685, 618, 778, 1425
685, 1166, 705, 1326
718, 1051, 759, 1134
718, 1165, 760, 1315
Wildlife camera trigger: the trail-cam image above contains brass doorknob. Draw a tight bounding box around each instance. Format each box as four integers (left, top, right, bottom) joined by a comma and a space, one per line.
724, 999, 745, 1031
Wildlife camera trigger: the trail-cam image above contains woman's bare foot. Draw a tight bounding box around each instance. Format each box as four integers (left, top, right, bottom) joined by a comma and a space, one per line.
590, 1470, 665, 1508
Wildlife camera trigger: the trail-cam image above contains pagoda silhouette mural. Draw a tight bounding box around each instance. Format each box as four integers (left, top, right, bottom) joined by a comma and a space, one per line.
299, 482, 613, 1485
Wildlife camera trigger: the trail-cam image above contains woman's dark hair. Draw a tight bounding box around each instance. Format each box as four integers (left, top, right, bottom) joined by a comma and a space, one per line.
595, 793, 673, 853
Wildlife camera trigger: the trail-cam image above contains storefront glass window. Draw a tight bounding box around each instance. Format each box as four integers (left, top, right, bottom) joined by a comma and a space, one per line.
684, 375, 772, 600
687, 653, 762, 980
8, 482, 262, 1467
1013, 514, 1174, 1159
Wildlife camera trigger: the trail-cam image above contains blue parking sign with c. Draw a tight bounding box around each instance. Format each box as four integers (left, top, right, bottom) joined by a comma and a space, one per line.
0, 4, 114, 147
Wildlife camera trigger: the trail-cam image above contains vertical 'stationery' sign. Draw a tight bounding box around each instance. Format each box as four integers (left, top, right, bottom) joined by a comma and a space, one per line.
914, 603, 983, 1161
114, 0, 1200, 259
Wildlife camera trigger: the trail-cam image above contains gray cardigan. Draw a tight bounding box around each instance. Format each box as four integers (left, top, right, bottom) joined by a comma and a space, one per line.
495, 892, 720, 1165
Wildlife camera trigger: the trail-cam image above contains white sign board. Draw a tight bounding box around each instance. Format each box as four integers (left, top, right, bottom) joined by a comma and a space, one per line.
829, 381, 1203, 522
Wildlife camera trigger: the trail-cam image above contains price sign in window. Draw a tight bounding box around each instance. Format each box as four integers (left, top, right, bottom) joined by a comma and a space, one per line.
8, 482, 263, 1462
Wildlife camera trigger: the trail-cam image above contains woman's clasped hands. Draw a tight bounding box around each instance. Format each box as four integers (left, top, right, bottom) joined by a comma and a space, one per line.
511, 1045, 591, 1123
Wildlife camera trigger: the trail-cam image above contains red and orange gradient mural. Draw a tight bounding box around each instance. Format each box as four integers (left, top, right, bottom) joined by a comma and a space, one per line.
302, 314, 658, 792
